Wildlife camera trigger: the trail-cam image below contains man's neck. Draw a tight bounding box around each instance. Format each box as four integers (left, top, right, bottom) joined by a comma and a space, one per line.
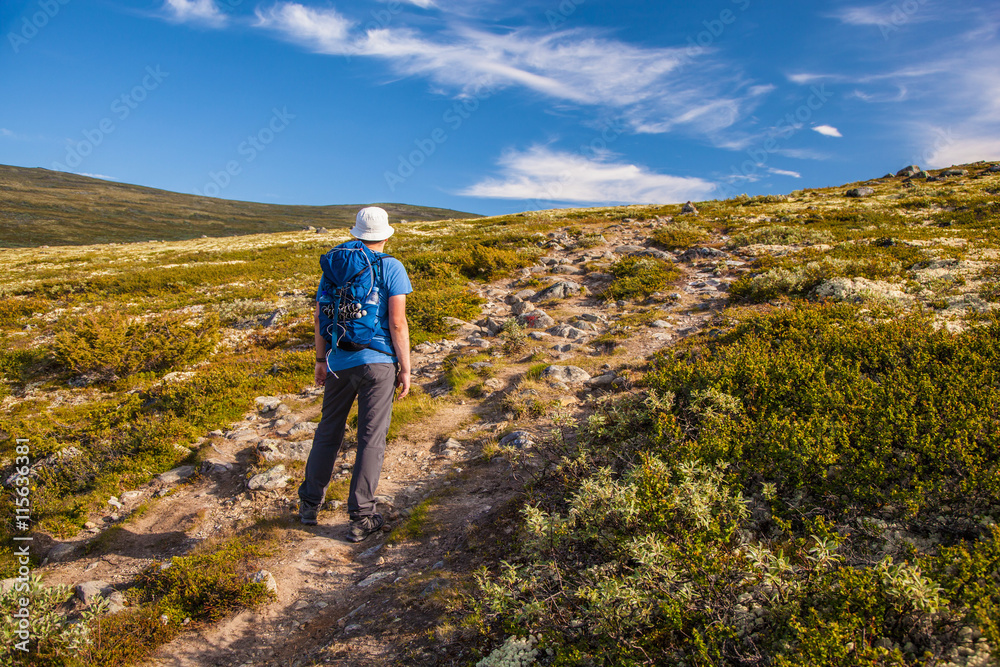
363, 240, 387, 252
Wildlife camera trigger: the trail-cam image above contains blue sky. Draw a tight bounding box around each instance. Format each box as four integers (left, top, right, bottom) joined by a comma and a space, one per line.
1, 0, 998, 216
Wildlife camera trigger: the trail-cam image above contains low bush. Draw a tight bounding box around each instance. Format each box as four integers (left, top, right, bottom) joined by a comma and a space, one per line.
602, 257, 681, 301
729, 225, 832, 247
52, 310, 219, 383
473, 304, 1000, 666
651, 221, 710, 250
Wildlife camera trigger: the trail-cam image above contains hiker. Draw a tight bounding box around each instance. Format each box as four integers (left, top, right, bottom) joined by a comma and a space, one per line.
297, 206, 412, 543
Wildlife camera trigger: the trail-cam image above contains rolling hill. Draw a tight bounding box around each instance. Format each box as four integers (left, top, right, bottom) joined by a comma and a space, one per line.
0, 165, 480, 248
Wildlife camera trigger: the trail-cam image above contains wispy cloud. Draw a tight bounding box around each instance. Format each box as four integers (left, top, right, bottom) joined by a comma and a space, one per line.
813, 124, 843, 137
459, 145, 716, 204
163, 0, 227, 27
768, 167, 802, 178
253, 2, 766, 138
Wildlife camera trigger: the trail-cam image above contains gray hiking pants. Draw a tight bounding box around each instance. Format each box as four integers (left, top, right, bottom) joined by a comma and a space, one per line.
298, 363, 395, 519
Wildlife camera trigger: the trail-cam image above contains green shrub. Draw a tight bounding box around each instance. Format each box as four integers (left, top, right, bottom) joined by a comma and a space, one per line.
0, 575, 107, 666
0, 296, 48, 328
603, 257, 681, 301
52, 310, 219, 382
729, 225, 832, 247
500, 319, 527, 355
651, 221, 711, 250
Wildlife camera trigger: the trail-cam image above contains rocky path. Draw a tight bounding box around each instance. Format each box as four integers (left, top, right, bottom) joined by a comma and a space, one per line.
32, 219, 745, 666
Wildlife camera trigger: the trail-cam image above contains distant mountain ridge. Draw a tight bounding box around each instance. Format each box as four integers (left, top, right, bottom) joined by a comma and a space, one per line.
0, 165, 481, 248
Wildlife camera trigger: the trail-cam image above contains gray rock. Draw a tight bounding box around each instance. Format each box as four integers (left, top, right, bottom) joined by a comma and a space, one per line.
551, 265, 584, 275
247, 465, 289, 491
316, 227, 328, 234
357, 570, 394, 588
572, 320, 600, 332
476, 317, 504, 335
531, 281, 584, 301
541, 365, 591, 384
587, 372, 617, 388
636, 248, 674, 260
47, 542, 76, 562
107, 496, 123, 510
577, 312, 604, 322
940, 168, 968, 177
262, 308, 286, 328
484, 377, 504, 391
287, 421, 318, 439
613, 245, 647, 255
121, 490, 143, 503
156, 466, 196, 485
517, 310, 556, 329
845, 187, 875, 198
511, 300, 535, 315
650, 320, 671, 328
551, 343, 576, 353
200, 458, 234, 473
896, 165, 921, 177
106, 590, 127, 612
441, 316, 472, 329
681, 201, 699, 214
255, 396, 282, 414
547, 324, 587, 339
513, 289, 536, 300
679, 247, 727, 262
75, 580, 110, 606
499, 431, 534, 448
250, 569, 278, 595
987, 165, 1000, 173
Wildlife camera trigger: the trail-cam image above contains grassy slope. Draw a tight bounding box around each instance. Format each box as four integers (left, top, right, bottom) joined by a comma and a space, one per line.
1, 160, 998, 666
0, 165, 481, 248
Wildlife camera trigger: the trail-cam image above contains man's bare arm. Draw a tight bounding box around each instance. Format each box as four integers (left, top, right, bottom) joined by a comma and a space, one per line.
387, 294, 410, 398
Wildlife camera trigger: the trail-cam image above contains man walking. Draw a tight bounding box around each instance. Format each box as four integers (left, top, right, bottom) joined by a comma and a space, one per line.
298, 206, 411, 543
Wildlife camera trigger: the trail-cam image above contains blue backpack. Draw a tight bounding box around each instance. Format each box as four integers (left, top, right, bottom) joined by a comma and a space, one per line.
317, 240, 394, 357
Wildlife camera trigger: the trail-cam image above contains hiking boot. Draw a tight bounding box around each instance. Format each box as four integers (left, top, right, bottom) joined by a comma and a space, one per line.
299, 502, 319, 526
346, 514, 384, 543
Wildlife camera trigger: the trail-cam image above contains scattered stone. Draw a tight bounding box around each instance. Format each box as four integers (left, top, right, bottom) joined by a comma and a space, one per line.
896, 165, 921, 177
551, 265, 584, 275
987, 165, 1000, 173
201, 458, 234, 473
513, 289, 536, 300
344, 623, 362, 633
441, 316, 472, 329
156, 466, 195, 485
530, 280, 584, 301
254, 396, 283, 415
250, 569, 279, 595
484, 377, 504, 391
547, 324, 587, 339
357, 570, 395, 588
75, 581, 110, 606
650, 320, 671, 328
845, 186, 875, 198
358, 543, 384, 560
499, 431, 534, 448
262, 309, 286, 328
517, 309, 556, 329
511, 300, 535, 315
587, 372, 617, 388
679, 247, 727, 262
287, 421, 318, 439
107, 496, 123, 509
551, 343, 576, 353
940, 168, 968, 177
121, 490, 142, 503
576, 312, 604, 323
541, 365, 592, 384
247, 465, 289, 491
572, 320, 600, 332
613, 244, 647, 255
316, 227, 329, 234
160, 371, 196, 383
681, 201, 699, 214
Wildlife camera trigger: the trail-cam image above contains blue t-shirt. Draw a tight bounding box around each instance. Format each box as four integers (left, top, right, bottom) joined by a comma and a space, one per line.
317, 254, 412, 372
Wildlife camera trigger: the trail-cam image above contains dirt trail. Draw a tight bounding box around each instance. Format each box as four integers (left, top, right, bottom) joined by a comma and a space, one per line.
36, 220, 740, 667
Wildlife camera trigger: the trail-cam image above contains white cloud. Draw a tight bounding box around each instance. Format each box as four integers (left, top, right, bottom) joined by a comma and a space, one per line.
923, 132, 1000, 168
767, 167, 802, 178
163, 0, 227, 27
254, 2, 766, 138
459, 145, 716, 204
76, 172, 116, 181
831, 6, 894, 26
813, 125, 843, 137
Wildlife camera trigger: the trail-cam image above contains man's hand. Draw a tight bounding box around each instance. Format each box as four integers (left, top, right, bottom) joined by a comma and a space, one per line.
395, 369, 410, 399
315, 361, 327, 386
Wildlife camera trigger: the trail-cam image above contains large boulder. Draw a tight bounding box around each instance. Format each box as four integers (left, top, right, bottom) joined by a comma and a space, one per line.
845, 187, 875, 198
530, 281, 584, 302
896, 165, 921, 177
517, 310, 556, 329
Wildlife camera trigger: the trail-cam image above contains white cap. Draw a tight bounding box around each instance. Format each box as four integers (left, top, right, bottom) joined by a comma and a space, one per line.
350, 206, 394, 241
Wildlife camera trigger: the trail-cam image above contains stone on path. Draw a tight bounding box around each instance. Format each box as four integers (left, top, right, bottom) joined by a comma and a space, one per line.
517, 310, 556, 329
156, 466, 195, 485
499, 431, 534, 449
248, 465, 289, 491
250, 570, 279, 595
75, 580, 110, 606
541, 365, 591, 385
47, 541, 76, 562
530, 281, 584, 302
547, 324, 587, 339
